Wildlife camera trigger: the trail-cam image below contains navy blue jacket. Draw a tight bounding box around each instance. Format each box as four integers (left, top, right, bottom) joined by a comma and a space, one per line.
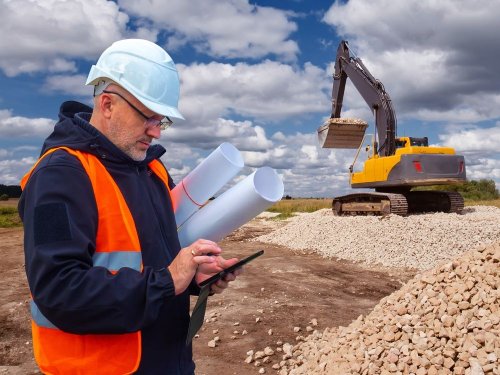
19, 101, 197, 374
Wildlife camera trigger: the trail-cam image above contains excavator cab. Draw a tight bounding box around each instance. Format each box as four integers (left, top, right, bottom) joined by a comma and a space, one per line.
409, 137, 429, 147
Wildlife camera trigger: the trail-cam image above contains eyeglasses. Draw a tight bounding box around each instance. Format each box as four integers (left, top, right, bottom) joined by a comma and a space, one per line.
102, 90, 173, 130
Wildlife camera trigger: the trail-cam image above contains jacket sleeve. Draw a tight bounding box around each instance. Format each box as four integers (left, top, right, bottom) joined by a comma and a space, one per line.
19, 152, 177, 334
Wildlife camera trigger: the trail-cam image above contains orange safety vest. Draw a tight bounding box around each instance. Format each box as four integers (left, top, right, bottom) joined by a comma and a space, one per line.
21, 147, 172, 375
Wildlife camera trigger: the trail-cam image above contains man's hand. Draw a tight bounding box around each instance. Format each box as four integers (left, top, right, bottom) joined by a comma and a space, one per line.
195, 257, 243, 294
168, 239, 222, 295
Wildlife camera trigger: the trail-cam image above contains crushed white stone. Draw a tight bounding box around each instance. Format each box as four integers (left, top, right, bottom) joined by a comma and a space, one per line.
253, 206, 500, 270
207, 339, 216, 348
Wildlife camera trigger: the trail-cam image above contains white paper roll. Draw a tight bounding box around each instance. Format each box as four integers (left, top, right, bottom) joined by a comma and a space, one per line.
177, 167, 284, 247
171, 142, 244, 227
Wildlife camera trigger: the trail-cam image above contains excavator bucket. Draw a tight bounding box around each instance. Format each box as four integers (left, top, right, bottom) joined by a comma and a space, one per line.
317, 118, 368, 149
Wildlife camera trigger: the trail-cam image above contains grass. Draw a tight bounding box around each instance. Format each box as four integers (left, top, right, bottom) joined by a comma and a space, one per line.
464, 198, 500, 208
267, 199, 331, 220
267, 197, 500, 219
0, 197, 499, 227
0, 206, 22, 228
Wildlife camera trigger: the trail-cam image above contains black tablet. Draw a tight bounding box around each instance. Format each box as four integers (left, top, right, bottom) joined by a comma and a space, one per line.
198, 250, 264, 288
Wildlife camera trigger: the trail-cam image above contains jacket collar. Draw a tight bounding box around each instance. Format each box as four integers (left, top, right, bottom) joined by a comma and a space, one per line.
41, 101, 166, 166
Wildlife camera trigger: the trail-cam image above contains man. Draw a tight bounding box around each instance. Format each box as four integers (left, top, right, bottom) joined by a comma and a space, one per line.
18, 39, 241, 374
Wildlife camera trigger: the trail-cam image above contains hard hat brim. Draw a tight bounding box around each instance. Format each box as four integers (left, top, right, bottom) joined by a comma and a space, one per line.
142, 96, 185, 121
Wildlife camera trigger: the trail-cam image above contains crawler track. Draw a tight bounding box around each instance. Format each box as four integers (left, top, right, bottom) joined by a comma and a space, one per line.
332, 191, 463, 216
403, 191, 464, 214
332, 193, 408, 216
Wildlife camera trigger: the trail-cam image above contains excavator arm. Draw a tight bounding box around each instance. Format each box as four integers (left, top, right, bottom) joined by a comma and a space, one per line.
331, 41, 397, 156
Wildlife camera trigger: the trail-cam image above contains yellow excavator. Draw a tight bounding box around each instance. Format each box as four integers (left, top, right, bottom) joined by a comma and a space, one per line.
318, 41, 466, 215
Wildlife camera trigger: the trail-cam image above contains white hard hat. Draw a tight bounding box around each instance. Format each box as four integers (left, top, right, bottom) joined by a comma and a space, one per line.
86, 39, 184, 120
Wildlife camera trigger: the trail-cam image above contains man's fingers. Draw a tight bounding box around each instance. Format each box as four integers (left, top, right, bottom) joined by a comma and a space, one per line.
210, 279, 229, 294
194, 258, 226, 275
233, 268, 243, 276
210, 285, 224, 294
196, 239, 219, 247
189, 240, 222, 257
192, 255, 217, 265
222, 272, 236, 282
215, 257, 238, 268
216, 279, 229, 289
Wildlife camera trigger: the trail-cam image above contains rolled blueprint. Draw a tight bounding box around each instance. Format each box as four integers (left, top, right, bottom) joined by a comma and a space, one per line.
171, 142, 244, 228
178, 167, 284, 247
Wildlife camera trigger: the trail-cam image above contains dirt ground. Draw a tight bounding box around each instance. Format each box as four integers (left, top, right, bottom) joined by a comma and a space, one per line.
0, 218, 416, 375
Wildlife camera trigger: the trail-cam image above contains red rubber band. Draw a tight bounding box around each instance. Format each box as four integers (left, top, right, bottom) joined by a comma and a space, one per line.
182, 179, 203, 207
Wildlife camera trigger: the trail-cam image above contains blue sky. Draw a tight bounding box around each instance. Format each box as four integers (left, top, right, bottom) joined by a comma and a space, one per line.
1, 0, 499, 197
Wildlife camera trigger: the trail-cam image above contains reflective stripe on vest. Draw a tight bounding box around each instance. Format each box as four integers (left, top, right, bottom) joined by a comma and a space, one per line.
92, 250, 142, 271
30, 301, 57, 329
21, 147, 173, 375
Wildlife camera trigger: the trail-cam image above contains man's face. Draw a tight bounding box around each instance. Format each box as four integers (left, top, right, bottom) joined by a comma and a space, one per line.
104, 88, 162, 161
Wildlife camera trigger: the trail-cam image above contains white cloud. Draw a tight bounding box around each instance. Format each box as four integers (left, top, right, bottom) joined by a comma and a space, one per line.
2, 108, 497, 196
43, 74, 94, 97
239, 131, 358, 196
437, 123, 500, 185
439, 123, 500, 153
0, 146, 40, 163
0, 157, 37, 185
0, 110, 54, 138
3, 0, 499, 196
324, 0, 500, 52
319, 0, 500, 191
37, 60, 330, 121
158, 124, 358, 197
0, 0, 130, 76
409, 93, 500, 123
157, 141, 200, 183
0, 149, 10, 159
178, 61, 330, 122
118, 0, 299, 60
164, 117, 273, 151
465, 157, 500, 181
323, 0, 500, 122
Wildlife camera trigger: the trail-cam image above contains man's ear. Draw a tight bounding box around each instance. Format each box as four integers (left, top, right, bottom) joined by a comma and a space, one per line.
98, 93, 114, 120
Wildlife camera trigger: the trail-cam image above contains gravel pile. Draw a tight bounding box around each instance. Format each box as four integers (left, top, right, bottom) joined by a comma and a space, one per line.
279, 242, 500, 375
253, 206, 500, 270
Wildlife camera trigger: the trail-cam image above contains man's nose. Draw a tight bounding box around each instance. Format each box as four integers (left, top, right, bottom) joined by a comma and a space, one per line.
146, 125, 161, 139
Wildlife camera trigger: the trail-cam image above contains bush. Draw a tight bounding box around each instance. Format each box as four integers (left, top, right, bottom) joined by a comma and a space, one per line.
0, 194, 8, 201
460, 179, 499, 200
416, 179, 499, 201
